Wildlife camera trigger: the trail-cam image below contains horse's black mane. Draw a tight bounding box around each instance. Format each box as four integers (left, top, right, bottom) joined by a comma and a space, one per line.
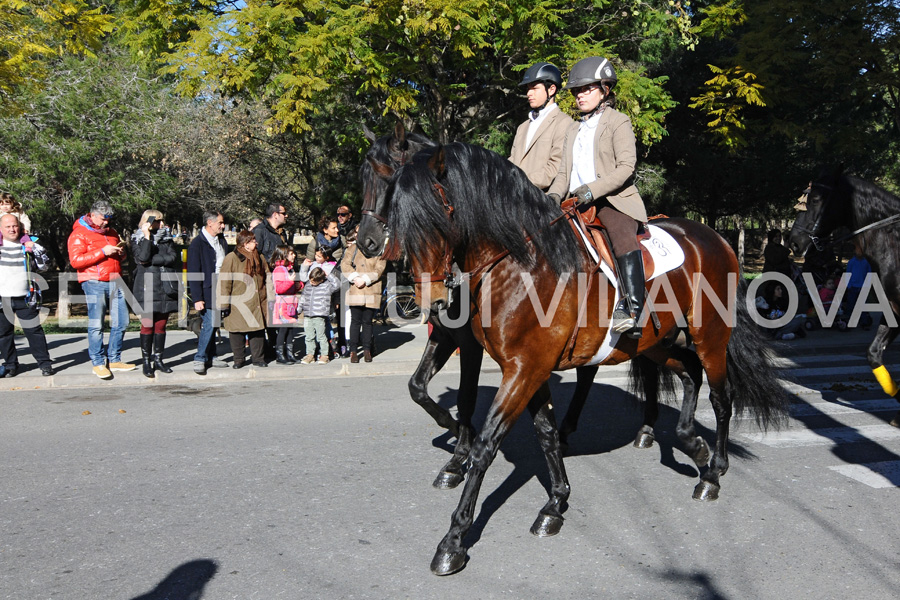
840, 174, 900, 226
359, 130, 437, 198
389, 142, 583, 275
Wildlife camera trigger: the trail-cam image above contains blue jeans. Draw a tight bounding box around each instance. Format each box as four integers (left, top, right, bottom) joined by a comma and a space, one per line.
81, 279, 129, 367
193, 308, 217, 362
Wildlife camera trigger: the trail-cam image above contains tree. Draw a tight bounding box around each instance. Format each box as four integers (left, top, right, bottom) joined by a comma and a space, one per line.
121, 0, 690, 145
0, 0, 114, 111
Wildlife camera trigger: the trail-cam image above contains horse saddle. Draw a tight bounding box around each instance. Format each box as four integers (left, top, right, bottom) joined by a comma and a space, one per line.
562, 198, 655, 278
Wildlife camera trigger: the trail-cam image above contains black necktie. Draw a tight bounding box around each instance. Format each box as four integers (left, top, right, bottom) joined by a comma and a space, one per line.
531, 109, 540, 120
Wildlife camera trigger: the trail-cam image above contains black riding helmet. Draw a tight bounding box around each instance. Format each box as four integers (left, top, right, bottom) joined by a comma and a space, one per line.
563, 56, 617, 91
518, 62, 563, 91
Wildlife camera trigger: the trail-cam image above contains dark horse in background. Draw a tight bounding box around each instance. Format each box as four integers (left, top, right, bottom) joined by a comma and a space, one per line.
359, 124, 605, 490
789, 168, 900, 426
389, 142, 788, 575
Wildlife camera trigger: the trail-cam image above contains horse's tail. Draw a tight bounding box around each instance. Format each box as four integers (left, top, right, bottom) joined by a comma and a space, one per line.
629, 354, 677, 405
726, 278, 791, 430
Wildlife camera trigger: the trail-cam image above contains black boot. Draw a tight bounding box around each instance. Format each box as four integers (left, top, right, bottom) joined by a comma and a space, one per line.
283, 340, 297, 364
275, 344, 290, 364
152, 332, 173, 373
140, 333, 154, 378
612, 250, 646, 339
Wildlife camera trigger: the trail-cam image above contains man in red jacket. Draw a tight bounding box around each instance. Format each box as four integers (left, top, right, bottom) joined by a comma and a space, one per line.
67, 201, 135, 379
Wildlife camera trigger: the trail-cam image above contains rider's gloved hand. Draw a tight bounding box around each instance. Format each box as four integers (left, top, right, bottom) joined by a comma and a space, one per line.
573, 185, 594, 205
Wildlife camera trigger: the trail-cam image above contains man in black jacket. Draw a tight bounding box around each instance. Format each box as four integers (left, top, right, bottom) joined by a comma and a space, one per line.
253, 203, 289, 264
187, 211, 230, 374
337, 205, 357, 238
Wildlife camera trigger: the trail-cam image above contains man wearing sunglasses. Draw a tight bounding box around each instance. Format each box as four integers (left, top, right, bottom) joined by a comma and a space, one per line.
253, 203, 290, 264
336, 205, 357, 239
547, 56, 648, 339
67, 200, 136, 378
509, 62, 573, 191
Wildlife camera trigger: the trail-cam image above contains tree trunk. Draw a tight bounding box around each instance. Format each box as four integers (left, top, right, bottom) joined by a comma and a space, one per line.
733, 215, 745, 271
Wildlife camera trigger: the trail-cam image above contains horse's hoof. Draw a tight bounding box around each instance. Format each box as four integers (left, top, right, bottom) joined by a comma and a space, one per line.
692, 480, 720, 501
691, 437, 711, 468
633, 431, 655, 449
432, 471, 464, 490
530, 513, 564, 537
430, 549, 467, 576
890, 411, 900, 428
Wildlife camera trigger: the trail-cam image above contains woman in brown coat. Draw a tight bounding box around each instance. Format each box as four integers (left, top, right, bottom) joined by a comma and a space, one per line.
341, 235, 386, 363
217, 230, 270, 368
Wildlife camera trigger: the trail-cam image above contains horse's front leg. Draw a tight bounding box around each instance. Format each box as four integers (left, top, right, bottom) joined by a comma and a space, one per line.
431, 374, 543, 576
866, 322, 900, 426
408, 329, 461, 437
433, 329, 484, 489
558, 365, 598, 454
527, 381, 570, 536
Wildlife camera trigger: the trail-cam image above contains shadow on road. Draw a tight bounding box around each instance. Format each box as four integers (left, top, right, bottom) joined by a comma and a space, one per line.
130, 559, 218, 600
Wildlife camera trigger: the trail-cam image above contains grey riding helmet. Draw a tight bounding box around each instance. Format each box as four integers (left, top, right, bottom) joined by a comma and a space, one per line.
518, 62, 563, 90
563, 56, 617, 90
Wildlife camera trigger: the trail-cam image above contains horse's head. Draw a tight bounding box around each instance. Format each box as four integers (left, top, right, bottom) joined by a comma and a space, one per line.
391, 145, 459, 313
788, 167, 847, 256
357, 122, 436, 259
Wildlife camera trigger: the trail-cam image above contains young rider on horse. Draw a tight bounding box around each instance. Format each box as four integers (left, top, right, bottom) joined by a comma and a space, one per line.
547, 56, 648, 338
509, 62, 574, 191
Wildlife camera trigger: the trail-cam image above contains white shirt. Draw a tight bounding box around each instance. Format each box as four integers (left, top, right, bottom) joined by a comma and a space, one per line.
0, 241, 29, 297
202, 228, 225, 274
525, 102, 558, 148
569, 111, 604, 193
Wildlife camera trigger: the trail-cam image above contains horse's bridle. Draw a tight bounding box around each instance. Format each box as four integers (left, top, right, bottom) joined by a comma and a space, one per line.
412, 182, 463, 290
792, 181, 835, 251
360, 147, 410, 226
794, 178, 900, 251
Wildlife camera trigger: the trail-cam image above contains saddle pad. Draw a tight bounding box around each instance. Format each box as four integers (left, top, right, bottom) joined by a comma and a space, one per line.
573, 223, 685, 282
572, 224, 686, 366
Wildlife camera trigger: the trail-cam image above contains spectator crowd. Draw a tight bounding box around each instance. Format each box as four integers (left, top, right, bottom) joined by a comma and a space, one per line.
0, 191, 883, 381
0, 196, 392, 379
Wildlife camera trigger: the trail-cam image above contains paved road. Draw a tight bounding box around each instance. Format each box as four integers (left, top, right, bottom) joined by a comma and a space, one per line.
1, 323, 899, 599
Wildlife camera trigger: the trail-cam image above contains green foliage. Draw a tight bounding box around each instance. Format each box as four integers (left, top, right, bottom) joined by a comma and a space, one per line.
0, 0, 114, 110
688, 64, 765, 149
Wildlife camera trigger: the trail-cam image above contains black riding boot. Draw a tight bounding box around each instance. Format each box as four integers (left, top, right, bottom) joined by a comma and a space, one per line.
612, 250, 646, 339
140, 333, 154, 378
152, 332, 173, 373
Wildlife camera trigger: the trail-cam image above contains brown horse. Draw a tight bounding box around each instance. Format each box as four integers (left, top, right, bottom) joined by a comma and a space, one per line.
359, 123, 602, 492
389, 143, 788, 575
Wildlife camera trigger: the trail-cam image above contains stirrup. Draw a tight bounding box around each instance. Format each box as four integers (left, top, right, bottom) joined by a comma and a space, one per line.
612, 300, 642, 338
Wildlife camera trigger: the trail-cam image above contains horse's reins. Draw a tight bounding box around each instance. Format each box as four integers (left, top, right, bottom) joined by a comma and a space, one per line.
412, 181, 579, 289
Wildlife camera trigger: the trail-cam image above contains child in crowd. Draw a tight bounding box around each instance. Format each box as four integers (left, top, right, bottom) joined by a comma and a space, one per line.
0, 192, 31, 234
271, 245, 301, 364
298, 258, 340, 364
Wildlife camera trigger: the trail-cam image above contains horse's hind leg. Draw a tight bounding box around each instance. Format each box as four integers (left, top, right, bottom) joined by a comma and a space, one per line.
667, 349, 711, 468
528, 381, 570, 537
692, 351, 731, 502
433, 328, 484, 489
559, 365, 598, 454
867, 322, 900, 426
